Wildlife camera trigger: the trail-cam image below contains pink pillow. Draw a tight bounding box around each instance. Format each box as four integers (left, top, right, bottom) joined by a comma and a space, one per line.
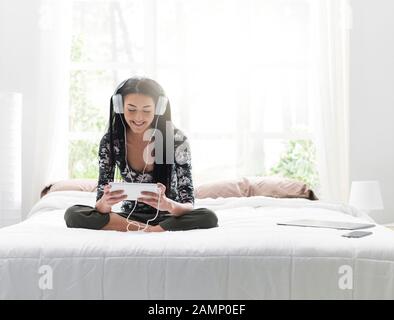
195, 178, 249, 199
247, 176, 318, 200
40, 179, 98, 198
195, 176, 318, 200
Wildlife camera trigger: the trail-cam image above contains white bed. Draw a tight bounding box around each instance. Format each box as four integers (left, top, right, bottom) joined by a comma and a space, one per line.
1, 191, 394, 300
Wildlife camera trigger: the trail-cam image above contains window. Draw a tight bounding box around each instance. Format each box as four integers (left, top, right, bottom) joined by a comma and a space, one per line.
69, 0, 319, 189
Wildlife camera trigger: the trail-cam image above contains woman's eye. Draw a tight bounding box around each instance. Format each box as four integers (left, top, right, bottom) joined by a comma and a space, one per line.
143, 110, 151, 113
128, 109, 136, 112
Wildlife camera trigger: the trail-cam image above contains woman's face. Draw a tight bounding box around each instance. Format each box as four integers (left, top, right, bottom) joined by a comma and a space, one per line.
123, 93, 155, 134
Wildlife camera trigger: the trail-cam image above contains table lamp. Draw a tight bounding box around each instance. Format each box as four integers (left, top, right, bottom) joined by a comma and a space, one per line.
348, 181, 384, 216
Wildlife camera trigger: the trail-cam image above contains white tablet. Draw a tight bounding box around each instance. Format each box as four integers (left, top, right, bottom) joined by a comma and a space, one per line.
109, 182, 159, 201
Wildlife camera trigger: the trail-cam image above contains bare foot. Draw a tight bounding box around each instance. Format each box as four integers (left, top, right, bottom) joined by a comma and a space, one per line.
101, 212, 166, 232
144, 225, 166, 232
102, 212, 147, 232
126, 220, 148, 231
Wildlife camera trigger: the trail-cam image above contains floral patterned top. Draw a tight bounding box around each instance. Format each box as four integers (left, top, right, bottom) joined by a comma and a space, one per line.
96, 127, 194, 215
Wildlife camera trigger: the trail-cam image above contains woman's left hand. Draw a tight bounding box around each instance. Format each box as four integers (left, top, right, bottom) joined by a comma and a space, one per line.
138, 183, 173, 212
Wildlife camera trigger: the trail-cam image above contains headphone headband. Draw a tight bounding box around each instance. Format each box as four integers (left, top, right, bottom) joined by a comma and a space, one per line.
112, 77, 168, 115
113, 79, 128, 96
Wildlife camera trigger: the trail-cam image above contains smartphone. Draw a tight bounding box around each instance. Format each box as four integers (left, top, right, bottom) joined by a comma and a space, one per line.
109, 182, 158, 200
342, 231, 373, 238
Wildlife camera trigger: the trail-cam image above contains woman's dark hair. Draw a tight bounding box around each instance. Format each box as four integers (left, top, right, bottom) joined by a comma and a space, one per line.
108, 76, 173, 196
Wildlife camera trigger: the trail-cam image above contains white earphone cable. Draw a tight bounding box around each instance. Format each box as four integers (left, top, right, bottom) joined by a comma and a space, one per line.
118, 113, 162, 232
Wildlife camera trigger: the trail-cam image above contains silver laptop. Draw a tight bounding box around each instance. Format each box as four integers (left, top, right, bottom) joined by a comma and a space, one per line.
277, 219, 375, 230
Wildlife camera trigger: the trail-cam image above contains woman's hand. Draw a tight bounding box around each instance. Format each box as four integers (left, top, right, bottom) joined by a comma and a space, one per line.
138, 182, 173, 213
138, 182, 194, 216
95, 184, 127, 214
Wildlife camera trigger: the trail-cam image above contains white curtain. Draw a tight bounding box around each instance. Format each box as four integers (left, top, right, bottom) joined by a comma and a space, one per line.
311, 0, 351, 203
28, 0, 72, 217
0, 0, 72, 220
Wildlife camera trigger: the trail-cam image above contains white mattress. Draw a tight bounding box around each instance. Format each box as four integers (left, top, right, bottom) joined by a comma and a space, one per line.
1, 191, 394, 300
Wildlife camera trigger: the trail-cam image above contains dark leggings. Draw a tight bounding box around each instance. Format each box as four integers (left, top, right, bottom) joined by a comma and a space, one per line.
64, 205, 218, 231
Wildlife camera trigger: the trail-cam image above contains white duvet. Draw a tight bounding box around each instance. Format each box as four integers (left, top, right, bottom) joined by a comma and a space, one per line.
1, 191, 394, 300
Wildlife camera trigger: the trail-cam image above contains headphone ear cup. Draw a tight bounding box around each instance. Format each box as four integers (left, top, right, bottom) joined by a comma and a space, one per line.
155, 96, 168, 115
112, 94, 124, 114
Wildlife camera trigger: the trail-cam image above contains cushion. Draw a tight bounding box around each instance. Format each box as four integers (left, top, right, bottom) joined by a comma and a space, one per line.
194, 178, 249, 199
40, 179, 98, 198
195, 176, 318, 200
247, 176, 318, 200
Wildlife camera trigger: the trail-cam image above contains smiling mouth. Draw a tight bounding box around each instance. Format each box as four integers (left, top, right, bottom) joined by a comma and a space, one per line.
131, 121, 145, 127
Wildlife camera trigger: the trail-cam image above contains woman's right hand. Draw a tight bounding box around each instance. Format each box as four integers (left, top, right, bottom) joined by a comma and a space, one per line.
95, 184, 127, 214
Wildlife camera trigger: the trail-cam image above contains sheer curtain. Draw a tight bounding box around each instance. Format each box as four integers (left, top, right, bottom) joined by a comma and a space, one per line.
31, 0, 72, 191
0, 0, 72, 219
311, 0, 351, 203
28, 0, 72, 217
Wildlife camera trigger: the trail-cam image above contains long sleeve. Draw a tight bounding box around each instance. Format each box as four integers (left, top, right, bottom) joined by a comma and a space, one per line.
96, 132, 115, 202
174, 130, 195, 205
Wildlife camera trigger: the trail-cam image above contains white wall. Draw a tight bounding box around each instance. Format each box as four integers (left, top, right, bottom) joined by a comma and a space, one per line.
350, 0, 394, 223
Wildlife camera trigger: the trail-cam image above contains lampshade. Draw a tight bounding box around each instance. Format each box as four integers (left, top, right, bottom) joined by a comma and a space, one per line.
348, 181, 384, 211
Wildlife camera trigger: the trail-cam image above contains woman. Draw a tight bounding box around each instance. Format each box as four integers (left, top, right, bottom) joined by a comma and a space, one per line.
64, 76, 218, 232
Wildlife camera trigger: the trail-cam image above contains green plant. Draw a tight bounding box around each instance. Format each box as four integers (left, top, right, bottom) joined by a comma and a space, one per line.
68, 140, 100, 179
269, 139, 319, 189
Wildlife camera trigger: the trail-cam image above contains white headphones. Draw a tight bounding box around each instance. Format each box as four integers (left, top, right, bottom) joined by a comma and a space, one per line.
112, 78, 168, 116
